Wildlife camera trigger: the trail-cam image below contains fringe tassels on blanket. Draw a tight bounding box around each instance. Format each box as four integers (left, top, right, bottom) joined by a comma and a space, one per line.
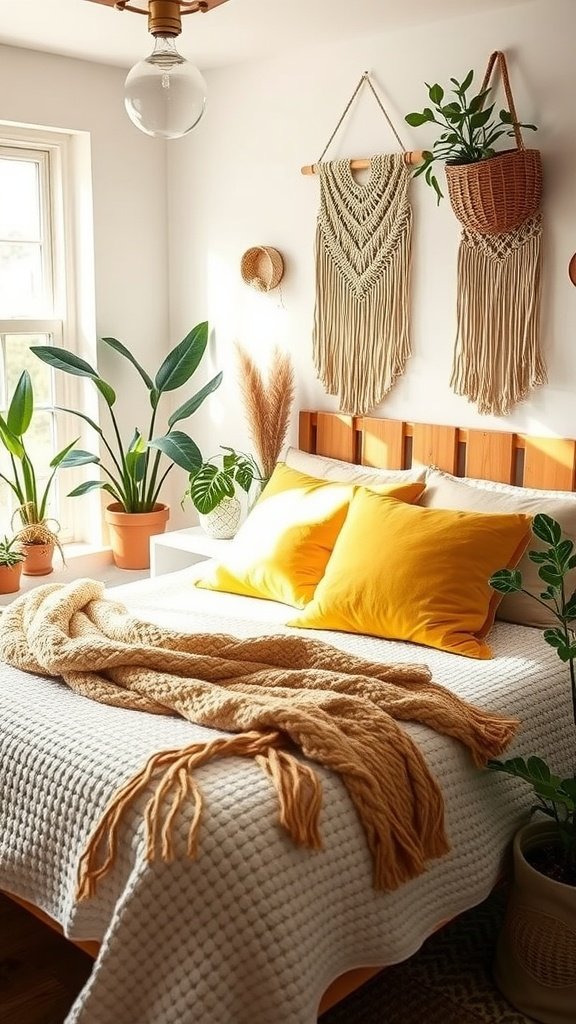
313, 154, 412, 416
77, 730, 323, 901
451, 214, 546, 416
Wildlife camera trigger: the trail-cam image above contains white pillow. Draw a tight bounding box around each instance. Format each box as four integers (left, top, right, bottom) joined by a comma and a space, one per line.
284, 447, 426, 486
420, 467, 576, 628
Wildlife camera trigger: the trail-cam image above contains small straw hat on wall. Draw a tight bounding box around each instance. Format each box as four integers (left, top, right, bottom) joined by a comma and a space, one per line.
240, 246, 284, 292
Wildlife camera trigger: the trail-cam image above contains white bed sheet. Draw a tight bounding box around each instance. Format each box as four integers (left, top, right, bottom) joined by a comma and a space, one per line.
0, 564, 572, 1024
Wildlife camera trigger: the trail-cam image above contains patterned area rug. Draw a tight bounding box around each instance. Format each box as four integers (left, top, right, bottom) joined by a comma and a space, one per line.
321, 887, 535, 1023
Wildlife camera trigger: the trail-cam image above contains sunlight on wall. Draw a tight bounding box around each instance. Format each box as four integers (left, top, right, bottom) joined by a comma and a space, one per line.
207, 249, 290, 363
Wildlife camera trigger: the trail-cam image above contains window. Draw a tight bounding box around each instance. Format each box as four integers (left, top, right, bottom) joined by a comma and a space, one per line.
0, 128, 92, 544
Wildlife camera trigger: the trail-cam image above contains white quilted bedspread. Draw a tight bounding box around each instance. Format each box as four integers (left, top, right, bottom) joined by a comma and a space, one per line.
0, 566, 573, 1024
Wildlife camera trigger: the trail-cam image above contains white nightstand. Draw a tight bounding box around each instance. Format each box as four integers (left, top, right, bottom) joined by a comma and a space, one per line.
150, 526, 232, 577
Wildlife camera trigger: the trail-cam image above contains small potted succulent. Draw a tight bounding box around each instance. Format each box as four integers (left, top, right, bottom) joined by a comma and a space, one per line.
183, 447, 263, 538
0, 535, 25, 595
488, 513, 576, 1022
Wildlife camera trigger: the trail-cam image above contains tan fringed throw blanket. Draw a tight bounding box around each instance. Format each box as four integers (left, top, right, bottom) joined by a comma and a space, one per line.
0, 580, 518, 898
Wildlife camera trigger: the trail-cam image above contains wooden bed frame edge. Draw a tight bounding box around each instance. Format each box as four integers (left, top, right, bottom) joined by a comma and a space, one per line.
298, 410, 576, 492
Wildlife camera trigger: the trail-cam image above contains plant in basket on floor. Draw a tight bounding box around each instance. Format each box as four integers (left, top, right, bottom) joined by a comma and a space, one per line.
183, 447, 263, 539
488, 513, 576, 1024
0, 370, 73, 576
32, 322, 222, 570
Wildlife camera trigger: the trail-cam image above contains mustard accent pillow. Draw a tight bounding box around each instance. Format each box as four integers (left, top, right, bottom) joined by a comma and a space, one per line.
197, 463, 425, 608
290, 490, 532, 658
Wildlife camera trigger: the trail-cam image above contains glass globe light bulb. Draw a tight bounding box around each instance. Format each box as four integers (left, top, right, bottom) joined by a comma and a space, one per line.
124, 35, 207, 140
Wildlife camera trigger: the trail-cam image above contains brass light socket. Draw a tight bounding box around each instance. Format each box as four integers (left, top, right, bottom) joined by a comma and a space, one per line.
148, 0, 182, 36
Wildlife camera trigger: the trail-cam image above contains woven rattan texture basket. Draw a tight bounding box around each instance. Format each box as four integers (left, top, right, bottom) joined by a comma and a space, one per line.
240, 247, 284, 292
446, 148, 543, 235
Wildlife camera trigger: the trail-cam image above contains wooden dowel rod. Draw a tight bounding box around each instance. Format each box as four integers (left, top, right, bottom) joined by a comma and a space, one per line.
300, 152, 424, 175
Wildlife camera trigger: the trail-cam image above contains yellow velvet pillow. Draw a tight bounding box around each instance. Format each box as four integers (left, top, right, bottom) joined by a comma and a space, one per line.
290, 489, 532, 658
197, 463, 425, 608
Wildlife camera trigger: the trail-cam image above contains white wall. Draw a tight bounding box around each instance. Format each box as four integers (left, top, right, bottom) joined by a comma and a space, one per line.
0, 44, 189, 531
167, 0, 576, 481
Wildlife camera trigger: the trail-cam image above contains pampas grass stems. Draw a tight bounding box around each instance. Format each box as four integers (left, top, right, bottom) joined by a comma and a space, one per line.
236, 346, 295, 481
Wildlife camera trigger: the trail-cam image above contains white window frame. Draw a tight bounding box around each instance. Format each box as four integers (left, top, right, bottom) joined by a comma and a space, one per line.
0, 125, 99, 546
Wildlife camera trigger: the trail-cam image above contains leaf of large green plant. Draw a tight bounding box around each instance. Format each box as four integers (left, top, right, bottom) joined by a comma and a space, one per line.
68, 480, 118, 499
58, 448, 101, 468
101, 337, 154, 390
7, 370, 33, 437
168, 371, 223, 428
155, 322, 209, 393
94, 377, 116, 407
31, 345, 98, 378
0, 415, 25, 459
533, 513, 562, 546
148, 431, 202, 473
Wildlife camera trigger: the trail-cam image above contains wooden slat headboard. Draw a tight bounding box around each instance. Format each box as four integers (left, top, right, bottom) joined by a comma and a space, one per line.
298, 412, 576, 492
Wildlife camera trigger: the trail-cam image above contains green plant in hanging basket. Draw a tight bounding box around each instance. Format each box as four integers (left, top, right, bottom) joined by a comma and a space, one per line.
405, 70, 537, 203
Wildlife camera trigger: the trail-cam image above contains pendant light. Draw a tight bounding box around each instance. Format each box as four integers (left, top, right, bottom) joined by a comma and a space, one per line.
100, 0, 230, 140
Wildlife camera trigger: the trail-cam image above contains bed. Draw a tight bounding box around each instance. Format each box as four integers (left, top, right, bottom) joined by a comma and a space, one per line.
0, 411, 574, 1024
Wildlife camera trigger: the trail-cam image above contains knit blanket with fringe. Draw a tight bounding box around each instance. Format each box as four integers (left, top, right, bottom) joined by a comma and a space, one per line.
0, 579, 518, 897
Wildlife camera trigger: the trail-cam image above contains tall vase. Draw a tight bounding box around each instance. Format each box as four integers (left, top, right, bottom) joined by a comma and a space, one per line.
494, 821, 576, 1023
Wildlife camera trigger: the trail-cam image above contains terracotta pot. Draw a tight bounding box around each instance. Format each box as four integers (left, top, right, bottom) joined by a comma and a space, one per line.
22, 542, 54, 576
494, 820, 576, 1023
0, 562, 23, 594
105, 503, 170, 570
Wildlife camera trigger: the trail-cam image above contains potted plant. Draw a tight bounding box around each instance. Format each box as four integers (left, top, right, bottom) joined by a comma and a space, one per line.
0, 370, 75, 576
405, 56, 540, 233
0, 535, 26, 595
488, 513, 576, 1023
183, 447, 263, 539
32, 322, 222, 569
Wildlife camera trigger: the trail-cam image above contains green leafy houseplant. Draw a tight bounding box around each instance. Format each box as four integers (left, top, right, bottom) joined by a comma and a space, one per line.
489, 513, 576, 883
405, 70, 537, 203
31, 322, 222, 514
0, 369, 75, 558
183, 447, 263, 515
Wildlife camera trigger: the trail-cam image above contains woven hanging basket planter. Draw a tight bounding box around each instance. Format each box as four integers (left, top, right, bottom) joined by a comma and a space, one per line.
240, 246, 284, 292
445, 51, 542, 236
446, 147, 543, 235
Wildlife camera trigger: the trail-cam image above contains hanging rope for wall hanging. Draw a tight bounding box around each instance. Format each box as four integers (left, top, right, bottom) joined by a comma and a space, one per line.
303, 72, 418, 416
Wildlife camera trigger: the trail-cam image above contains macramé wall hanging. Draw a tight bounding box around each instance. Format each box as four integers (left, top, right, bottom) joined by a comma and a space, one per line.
302, 73, 423, 417
448, 51, 545, 416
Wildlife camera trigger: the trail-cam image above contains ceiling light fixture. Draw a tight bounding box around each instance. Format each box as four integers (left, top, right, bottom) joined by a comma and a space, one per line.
91, 0, 230, 140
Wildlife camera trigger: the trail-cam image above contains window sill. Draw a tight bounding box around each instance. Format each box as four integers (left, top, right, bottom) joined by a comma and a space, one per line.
0, 545, 150, 606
